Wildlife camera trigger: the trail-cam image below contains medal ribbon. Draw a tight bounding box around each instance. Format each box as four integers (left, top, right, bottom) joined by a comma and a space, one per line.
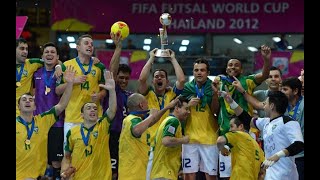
194, 83, 205, 99
43, 68, 54, 88
130, 110, 150, 119
16, 64, 25, 82
80, 124, 96, 146
220, 75, 235, 83
156, 95, 165, 110
287, 96, 303, 120
76, 57, 93, 75
19, 116, 35, 140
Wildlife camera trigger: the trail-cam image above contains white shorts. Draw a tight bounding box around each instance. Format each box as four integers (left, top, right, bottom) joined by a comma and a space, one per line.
219, 152, 231, 177
63, 122, 81, 149
182, 144, 219, 175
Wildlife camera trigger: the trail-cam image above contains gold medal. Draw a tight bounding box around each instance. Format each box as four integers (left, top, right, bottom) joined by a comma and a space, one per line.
25, 139, 31, 145
45, 86, 51, 93
16, 82, 21, 87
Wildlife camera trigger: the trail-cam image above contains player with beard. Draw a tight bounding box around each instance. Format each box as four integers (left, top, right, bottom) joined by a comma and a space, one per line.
138, 48, 185, 146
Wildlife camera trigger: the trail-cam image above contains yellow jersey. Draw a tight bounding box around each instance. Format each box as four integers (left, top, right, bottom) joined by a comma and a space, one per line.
16, 108, 57, 180
118, 114, 152, 180
65, 114, 112, 180
150, 116, 182, 179
224, 131, 265, 180
59, 59, 106, 123
16, 58, 43, 116
144, 87, 181, 146
186, 103, 219, 144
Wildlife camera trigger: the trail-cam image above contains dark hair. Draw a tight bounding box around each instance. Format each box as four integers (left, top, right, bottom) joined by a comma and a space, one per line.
270, 66, 282, 76
170, 96, 189, 112
194, 58, 210, 71
118, 64, 132, 75
281, 77, 302, 97
42, 42, 59, 55
76, 34, 93, 45
153, 69, 168, 79
267, 91, 288, 114
230, 115, 250, 132
16, 38, 27, 48
18, 93, 33, 105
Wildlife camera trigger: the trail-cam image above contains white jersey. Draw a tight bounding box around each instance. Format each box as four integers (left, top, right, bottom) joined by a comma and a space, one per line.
255, 116, 304, 180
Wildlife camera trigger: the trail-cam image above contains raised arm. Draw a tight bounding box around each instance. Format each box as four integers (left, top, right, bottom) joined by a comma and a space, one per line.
132, 97, 179, 137
54, 66, 76, 115
210, 79, 220, 115
255, 45, 271, 84
138, 48, 157, 94
167, 49, 185, 89
109, 32, 122, 75
99, 70, 117, 120
232, 76, 265, 110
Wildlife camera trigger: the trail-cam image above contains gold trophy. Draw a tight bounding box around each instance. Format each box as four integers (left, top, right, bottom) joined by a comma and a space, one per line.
155, 13, 172, 57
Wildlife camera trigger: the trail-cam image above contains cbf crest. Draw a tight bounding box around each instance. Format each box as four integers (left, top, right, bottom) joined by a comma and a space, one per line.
93, 131, 98, 138
23, 69, 28, 76
91, 69, 96, 77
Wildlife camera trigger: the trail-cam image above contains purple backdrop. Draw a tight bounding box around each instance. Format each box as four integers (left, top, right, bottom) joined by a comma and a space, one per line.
254, 50, 304, 79
51, 0, 304, 33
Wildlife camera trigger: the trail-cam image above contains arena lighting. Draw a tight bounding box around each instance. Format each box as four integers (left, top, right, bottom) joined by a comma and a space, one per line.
247, 46, 258, 52
287, 46, 293, 49
67, 36, 75, 42
179, 46, 187, 52
181, 40, 190, 46
58, 38, 62, 42
69, 43, 77, 49
272, 37, 281, 42
143, 45, 150, 51
106, 39, 113, 44
189, 76, 216, 82
233, 38, 242, 44
144, 39, 152, 44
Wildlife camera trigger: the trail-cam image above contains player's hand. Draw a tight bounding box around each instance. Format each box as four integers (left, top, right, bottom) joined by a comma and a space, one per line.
188, 97, 200, 107
99, 70, 115, 91
92, 57, 101, 65
260, 45, 271, 60
74, 75, 87, 84
149, 48, 158, 59
258, 166, 266, 180
261, 154, 280, 169
166, 95, 181, 109
110, 32, 122, 48
54, 64, 63, 78
61, 166, 76, 180
166, 49, 176, 60
181, 135, 190, 144
232, 76, 245, 94
64, 66, 76, 83
211, 76, 221, 93
220, 146, 230, 156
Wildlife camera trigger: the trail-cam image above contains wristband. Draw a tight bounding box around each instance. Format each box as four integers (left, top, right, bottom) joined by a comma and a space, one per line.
275, 150, 286, 158
55, 64, 61, 69
230, 100, 239, 109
